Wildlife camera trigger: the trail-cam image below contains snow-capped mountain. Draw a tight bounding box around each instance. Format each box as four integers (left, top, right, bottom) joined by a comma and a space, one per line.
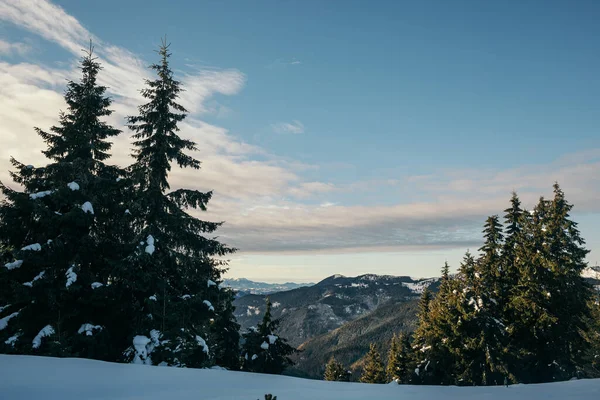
233, 274, 439, 348
222, 278, 314, 296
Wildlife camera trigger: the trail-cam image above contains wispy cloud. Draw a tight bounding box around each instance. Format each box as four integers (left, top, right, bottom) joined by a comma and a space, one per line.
0, 39, 31, 56
271, 120, 305, 134
266, 58, 302, 69
1, 0, 599, 259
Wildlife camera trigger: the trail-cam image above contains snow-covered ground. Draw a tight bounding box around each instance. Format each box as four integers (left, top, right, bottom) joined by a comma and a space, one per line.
1, 355, 599, 400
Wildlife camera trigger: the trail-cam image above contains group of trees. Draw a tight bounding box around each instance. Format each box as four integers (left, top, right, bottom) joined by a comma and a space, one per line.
0, 41, 244, 369
328, 188, 600, 385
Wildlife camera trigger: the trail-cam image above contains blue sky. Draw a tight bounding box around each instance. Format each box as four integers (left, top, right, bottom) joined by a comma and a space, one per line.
1, 0, 599, 282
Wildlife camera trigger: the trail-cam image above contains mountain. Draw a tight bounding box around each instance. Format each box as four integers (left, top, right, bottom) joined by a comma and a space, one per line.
222, 278, 314, 296
233, 274, 439, 348
288, 299, 420, 379
583, 266, 600, 285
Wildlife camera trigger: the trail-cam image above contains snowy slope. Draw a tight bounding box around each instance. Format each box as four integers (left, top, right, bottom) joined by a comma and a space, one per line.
1, 355, 599, 400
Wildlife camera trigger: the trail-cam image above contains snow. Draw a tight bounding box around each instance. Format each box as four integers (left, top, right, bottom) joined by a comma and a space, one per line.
4, 260, 23, 270
0, 304, 9, 313
21, 243, 41, 251
0, 311, 19, 330
32, 325, 54, 349
132, 335, 152, 365
30, 190, 53, 199
207, 279, 217, 287
65, 266, 77, 287
260, 341, 269, 350
203, 300, 215, 312
23, 271, 45, 287
78, 324, 103, 336
332, 274, 345, 279
124, 209, 131, 215
81, 201, 94, 214
67, 181, 80, 191
149, 295, 157, 301
145, 235, 155, 255
181, 295, 192, 300
3, 355, 599, 400
251, 354, 258, 360
272, 302, 281, 308
195, 336, 209, 354
267, 334, 278, 344
4, 333, 20, 346
91, 282, 104, 289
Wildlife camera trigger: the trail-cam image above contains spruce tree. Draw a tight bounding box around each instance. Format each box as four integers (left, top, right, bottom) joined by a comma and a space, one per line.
360, 343, 386, 384
413, 263, 460, 385
0, 44, 127, 360
456, 219, 508, 386
582, 291, 600, 378
386, 332, 413, 383
117, 40, 235, 367
210, 286, 241, 370
324, 357, 350, 381
241, 298, 297, 374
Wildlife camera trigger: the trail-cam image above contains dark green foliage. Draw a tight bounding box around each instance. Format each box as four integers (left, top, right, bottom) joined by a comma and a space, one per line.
411, 186, 595, 385
360, 343, 386, 383
0, 44, 127, 360
582, 291, 600, 377
324, 357, 350, 381
113, 40, 236, 367
386, 332, 413, 383
242, 298, 297, 374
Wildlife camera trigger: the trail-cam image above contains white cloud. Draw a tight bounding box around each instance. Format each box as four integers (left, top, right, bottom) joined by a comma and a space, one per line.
1, 0, 599, 259
271, 120, 305, 134
0, 39, 31, 56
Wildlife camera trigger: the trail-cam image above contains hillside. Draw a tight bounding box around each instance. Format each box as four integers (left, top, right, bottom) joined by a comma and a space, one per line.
2, 355, 599, 400
289, 299, 420, 379
233, 274, 439, 347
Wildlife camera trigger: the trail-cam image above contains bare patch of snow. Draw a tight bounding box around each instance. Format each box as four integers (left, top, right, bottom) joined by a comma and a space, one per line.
5, 260, 23, 270
65, 266, 77, 287
67, 182, 80, 191
21, 243, 41, 251
81, 202, 94, 214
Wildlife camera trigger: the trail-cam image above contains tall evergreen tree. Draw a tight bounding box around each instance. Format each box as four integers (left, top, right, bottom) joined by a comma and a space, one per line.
324, 357, 350, 382
506, 185, 590, 383
360, 343, 386, 384
116, 40, 235, 367
582, 291, 600, 378
456, 219, 508, 386
412, 263, 459, 385
386, 332, 413, 383
0, 44, 127, 360
241, 298, 297, 374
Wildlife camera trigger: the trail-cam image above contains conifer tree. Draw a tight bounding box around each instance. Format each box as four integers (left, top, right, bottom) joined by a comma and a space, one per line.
324, 357, 350, 381
241, 298, 297, 374
116, 40, 235, 367
0, 44, 127, 360
386, 332, 413, 383
210, 287, 241, 370
456, 219, 508, 386
412, 263, 460, 385
582, 291, 600, 378
506, 186, 590, 383
360, 343, 386, 384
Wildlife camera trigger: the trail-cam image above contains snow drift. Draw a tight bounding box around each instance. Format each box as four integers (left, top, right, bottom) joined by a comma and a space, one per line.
1, 355, 599, 400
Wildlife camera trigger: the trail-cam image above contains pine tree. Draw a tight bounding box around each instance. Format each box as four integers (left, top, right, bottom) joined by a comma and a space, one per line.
542, 183, 591, 379
116, 40, 235, 367
582, 291, 600, 378
241, 298, 297, 374
360, 343, 386, 384
506, 185, 591, 383
412, 263, 460, 385
210, 287, 241, 370
324, 357, 350, 381
456, 218, 508, 386
0, 44, 127, 360
386, 332, 413, 383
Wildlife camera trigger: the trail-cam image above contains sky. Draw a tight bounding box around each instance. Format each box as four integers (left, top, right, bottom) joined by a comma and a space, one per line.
1, 0, 600, 283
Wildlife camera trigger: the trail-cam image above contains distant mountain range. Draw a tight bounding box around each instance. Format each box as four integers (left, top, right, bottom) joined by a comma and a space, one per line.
233, 274, 440, 350
230, 267, 600, 380
222, 278, 314, 296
